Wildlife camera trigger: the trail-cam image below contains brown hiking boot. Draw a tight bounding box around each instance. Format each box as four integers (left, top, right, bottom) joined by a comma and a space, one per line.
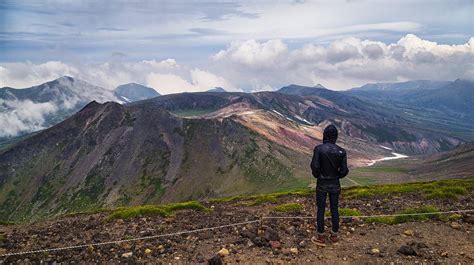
311, 233, 327, 246
329, 231, 338, 243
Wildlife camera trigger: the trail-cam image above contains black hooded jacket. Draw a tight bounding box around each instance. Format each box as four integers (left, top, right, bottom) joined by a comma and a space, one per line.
310, 124, 349, 192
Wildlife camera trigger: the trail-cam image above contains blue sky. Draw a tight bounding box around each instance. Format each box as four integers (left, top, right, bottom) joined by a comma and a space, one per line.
0, 0, 473, 92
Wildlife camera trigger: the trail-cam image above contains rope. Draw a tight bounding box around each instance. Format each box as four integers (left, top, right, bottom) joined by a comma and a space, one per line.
262, 209, 474, 219
0, 219, 260, 258
1, 209, 473, 258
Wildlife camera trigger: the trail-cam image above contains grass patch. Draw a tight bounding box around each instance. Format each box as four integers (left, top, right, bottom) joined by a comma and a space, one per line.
210, 188, 313, 204
0, 220, 14, 226
449, 213, 462, 220
325, 208, 361, 217
107, 201, 211, 220
273, 203, 303, 212
252, 195, 278, 205
354, 166, 406, 174
348, 176, 376, 185
344, 179, 473, 200
366, 205, 440, 224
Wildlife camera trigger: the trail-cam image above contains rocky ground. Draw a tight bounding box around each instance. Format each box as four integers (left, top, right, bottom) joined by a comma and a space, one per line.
1, 190, 473, 264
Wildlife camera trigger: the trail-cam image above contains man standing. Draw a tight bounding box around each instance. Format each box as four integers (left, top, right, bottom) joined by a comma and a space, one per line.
310, 124, 349, 244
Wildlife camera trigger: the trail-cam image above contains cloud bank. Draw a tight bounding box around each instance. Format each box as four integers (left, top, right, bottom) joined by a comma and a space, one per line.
212, 34, 474, 90
0, 34, 473, 92
0, 59, 238, 94
0, 99, 57, 138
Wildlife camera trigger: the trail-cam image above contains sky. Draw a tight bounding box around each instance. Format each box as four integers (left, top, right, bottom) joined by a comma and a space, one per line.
0, 0, 473, 92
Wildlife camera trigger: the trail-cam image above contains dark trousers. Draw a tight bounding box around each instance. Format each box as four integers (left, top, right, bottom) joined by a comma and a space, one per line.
316, 189, 340, 234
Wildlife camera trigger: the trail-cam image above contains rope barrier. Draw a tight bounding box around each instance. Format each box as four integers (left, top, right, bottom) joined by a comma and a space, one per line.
1, 209, 472, 258
262, 209, 474, 219
0, 219, 260, 258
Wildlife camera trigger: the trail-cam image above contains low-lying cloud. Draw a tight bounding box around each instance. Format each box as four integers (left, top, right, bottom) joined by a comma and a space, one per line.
0, 99, 57, 138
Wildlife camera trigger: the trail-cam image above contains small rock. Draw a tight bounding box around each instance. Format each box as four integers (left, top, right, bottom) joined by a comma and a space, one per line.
286, 226, 296, 234
208, 255, 223, 265
269, 241, 281, 249
253, 236, 267, 247
349, 227, 356, 232
264, 227, 280, 241
290, 248, 299, 255
342, 257, 347, 261
462, 214, 474, 224
144, 248, 152, 254
398, 245, 417, 256
403, 229, 415, 236
298, 240, 307, 248
218, 248, 230, 257
281, 248, 291, 256
196, 253, 205, 263
370, 248, 380, 254
121, 252, 133, 258
450, 222, 461, 230
417, 242, 428, 249
440, 251, 448, 257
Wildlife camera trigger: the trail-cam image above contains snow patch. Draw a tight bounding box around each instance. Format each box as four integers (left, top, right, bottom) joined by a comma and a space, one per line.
379, 145, 393, 151
272, 110, 284, 117
120, 96, 131, 103
367, 152, 408, 166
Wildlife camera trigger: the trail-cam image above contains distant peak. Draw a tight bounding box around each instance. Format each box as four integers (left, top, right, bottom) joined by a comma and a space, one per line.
206, 87, 226, 93
78, 100, 101, 112
313, 83, 326, 88
56, 76, 74, 82
121, 82, 142, 86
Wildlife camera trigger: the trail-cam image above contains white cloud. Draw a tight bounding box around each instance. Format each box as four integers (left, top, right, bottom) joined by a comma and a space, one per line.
213, 39, 288, 68
1, 34, 473, 93
0, 58, 236, 94
146, 68, 238, 94
0, 61, 79, 88
0, 99, 57, 138
212, 34, 474, 90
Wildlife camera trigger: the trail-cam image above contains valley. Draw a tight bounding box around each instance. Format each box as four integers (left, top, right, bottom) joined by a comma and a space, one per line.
0, 78, 472, 224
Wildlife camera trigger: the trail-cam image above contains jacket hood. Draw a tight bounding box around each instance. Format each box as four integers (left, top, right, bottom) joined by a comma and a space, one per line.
323, 124, 338, 144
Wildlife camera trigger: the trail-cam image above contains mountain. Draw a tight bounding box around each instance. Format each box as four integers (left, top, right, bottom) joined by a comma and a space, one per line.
0, 88, 465, 222
277, 83, 329, 97
278, 82, 473, 142
347, 79, 474, 132
0, 78, 162, 144
0, 76, 117, 141
114, 83, 160, 103
353, 80, 450, 92
0, 99, 313, 221
206, 87, 227, 93
348, 140, 474, 185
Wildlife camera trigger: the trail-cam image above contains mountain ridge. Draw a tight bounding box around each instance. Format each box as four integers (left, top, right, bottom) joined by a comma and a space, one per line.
114, 83, 160, 103
0, 77, 160, 141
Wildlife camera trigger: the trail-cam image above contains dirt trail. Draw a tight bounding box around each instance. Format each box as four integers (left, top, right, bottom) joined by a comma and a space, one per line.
0, 191, 473, 264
